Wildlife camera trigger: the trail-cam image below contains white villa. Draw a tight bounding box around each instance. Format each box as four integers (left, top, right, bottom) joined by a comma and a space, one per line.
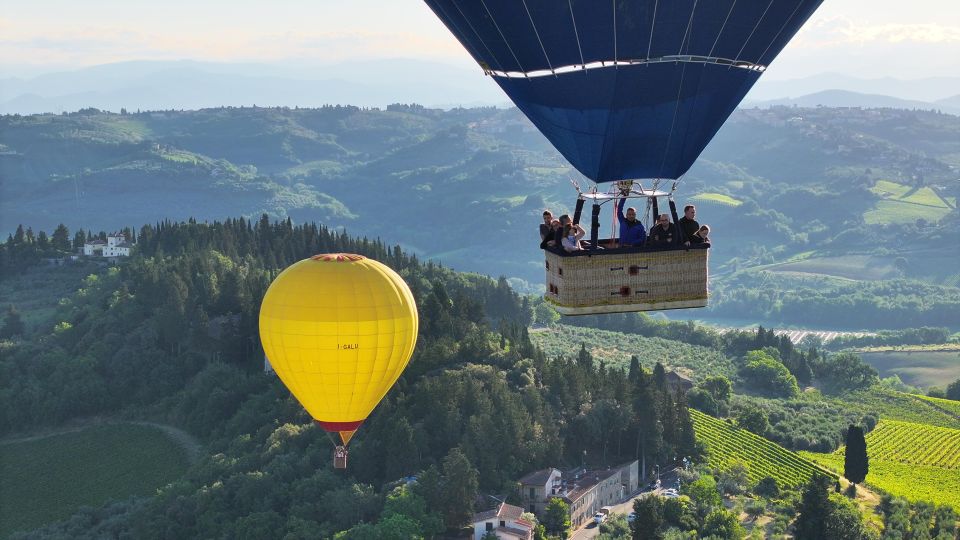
470, 502, 534, 540
83, 233, 132, 257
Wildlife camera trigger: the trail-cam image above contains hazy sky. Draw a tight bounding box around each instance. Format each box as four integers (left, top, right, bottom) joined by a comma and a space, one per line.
2, 0, 958, 80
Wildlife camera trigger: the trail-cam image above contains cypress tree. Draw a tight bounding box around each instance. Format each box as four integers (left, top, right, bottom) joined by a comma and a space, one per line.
844, 425, 869, 485
0, 304, 25, 338
794, 475, 832, 540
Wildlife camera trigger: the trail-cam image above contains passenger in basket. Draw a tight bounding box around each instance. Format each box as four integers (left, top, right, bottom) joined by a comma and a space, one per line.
562, 223, 586, 252
617, 198, 647, 247
555, 214, 571, 245
691, 225, 711, 244
647, 214, 676, 247
540, 219, 561, 249
678, 205, 700, 246
540, 210, 554, 243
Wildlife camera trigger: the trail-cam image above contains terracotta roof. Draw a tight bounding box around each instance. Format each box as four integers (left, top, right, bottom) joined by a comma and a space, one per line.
518, 468, 558, 486
499, 503, 524, 521
473, 508, 499, 522
498, 525, 533, 539
561, 468, 623, 503
472, 502, 525, 524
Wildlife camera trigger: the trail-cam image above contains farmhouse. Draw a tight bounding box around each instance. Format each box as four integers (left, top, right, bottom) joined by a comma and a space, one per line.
470, 502, 534, 540
83, 233, 132, 257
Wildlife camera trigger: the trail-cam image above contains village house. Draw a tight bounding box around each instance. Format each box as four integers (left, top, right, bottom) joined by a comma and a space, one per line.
665, 371, 694, 394
83, 233, 132, 257
470, 502, 534, 540
517, 460, 639, 529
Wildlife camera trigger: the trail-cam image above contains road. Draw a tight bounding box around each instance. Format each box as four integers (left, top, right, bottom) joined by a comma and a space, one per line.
570, 469, 680, 539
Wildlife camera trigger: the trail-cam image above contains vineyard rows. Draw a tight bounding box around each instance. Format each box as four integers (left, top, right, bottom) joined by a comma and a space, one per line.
804, 452, 960, 511
836, 420, 960, 469
690, 409, 835, 488
915, 395, 960, 419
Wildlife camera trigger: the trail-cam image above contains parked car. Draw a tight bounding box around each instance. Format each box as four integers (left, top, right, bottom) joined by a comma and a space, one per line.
594, 511, 607, 525
662, 488, 680, 498
627, 511, 637, 523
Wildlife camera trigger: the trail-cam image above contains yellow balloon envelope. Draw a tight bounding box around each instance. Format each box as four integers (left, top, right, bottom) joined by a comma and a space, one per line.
259, 254, 418, 446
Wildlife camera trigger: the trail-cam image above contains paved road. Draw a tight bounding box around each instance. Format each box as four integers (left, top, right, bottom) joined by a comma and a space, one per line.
570, 469, 680, 539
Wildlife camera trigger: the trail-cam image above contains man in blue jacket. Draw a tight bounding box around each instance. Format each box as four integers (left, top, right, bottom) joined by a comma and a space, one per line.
617, 198, 646, 247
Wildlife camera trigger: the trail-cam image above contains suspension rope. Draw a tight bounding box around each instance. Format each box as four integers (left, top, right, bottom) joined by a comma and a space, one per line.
567, 0, 586, 71
611, 194, 618, 244
655, 0, 700, 179
643, 195, 654, 230
755, 0, 805, 65
613, 0, 618, 67
731, 0, 775, 66
708, 0, 738, 58
479, 0, 528, 75
450, 0, 506, 72
656, 58, 689, 178
522, 0, 554, 73
679, 0, 700, 55
323, 430, 339, 448
646, 0, 659, 59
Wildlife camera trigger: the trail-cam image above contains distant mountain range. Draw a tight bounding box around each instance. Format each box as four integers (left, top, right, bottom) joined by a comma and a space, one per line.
2, 105, 957, 287
3, 60, 960, 115
0, 59, 506, 114
745, 72, 960, 104
747, 89, 960, 115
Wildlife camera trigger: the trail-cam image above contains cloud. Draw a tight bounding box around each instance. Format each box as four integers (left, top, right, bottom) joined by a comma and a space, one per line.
795, 16, 960, 47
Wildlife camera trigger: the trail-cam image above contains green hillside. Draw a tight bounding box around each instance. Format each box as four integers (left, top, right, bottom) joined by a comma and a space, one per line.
915, 395, 960, 417
0, 423, 190, 537
861, 420, 960, 468
802, 419, 960, 510
530, 324, 736, 380
2, 105, 958, 308
690, 408, 834, 488
831, 388, 960, 430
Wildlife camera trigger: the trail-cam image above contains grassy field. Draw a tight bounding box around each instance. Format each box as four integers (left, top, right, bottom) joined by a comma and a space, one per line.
691, 409, 835, 488
803, 449, 960, 510
864, 179, 954, 225
863, 200, 952, 225
858, 350, 960, 389
766, 254, 897, 281
0, 423, 190, 537
870, 180, 953, 208
531, 324, 736, 380
691, 192, 743, 206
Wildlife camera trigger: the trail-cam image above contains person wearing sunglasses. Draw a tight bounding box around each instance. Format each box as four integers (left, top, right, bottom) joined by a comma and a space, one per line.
647, 214, 676, 248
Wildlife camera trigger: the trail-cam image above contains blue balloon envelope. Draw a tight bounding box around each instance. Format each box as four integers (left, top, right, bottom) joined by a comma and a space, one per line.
425, 0, 823, 181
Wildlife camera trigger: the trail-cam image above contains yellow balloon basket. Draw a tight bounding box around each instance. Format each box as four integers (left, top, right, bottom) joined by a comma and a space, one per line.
259, 253, 419, 468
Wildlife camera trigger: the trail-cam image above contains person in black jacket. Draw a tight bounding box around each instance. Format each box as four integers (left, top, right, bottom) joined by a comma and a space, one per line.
540, 218, 561, 249
678, 205, 700, 246
648, 214, 677, 247
539, 210, 554, 243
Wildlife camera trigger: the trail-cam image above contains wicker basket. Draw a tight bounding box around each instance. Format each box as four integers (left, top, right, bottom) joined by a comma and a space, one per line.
544, 245, 709, 315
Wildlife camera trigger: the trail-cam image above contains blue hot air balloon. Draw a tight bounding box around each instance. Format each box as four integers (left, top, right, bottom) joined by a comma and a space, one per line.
425, 0, 823, 315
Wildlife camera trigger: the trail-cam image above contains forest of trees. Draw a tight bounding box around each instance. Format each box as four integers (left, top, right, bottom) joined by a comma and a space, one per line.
1, 216, 697, 538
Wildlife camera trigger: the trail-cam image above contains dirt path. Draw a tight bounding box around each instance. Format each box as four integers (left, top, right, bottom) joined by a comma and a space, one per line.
0, 418, 204, 464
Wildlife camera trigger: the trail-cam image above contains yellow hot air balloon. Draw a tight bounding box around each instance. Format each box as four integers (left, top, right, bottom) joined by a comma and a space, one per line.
259, 253, 418, 467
